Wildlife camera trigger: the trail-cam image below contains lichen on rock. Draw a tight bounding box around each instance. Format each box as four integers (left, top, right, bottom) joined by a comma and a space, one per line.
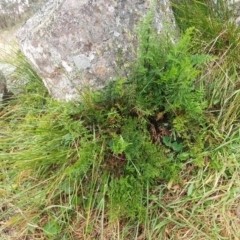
17, 0, 177, 100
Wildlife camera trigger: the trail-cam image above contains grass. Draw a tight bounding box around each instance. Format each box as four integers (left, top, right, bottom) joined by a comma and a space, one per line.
1, 0, 240, 239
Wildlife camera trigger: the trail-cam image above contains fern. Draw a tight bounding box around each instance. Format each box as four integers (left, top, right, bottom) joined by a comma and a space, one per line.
66, 139, 100, 178
134, 16, 212, 120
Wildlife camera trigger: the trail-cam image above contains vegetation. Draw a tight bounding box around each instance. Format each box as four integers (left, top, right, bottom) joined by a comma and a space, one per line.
1, 0, 240, 239
0, 0, 46, 29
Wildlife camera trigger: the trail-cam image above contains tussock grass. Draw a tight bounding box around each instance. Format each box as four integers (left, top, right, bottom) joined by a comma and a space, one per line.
1, 1, 240, 239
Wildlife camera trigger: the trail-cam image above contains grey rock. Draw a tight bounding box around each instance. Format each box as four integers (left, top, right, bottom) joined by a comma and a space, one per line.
0, 63, 19, 95
0, 70, 7, 103
17, 0, 177, 100
0, 70, 14, 105
223, 0, 240, 25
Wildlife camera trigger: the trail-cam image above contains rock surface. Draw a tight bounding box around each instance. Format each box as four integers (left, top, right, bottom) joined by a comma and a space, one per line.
0, 70, 6, 103
0, 69, 14, 105
17, 0, 176, 100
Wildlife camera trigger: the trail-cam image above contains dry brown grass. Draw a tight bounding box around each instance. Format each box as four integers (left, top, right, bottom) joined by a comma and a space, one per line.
0, 26, 19, 59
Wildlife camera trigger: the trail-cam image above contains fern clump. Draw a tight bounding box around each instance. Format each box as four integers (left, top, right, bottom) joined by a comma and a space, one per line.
134, 23, 211, 120
128, 14, 214, 166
